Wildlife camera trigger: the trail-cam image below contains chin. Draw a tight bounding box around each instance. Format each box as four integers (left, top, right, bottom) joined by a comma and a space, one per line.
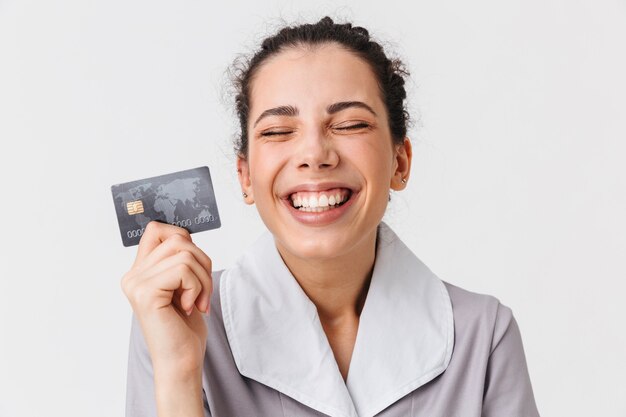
276, 233, 352, 262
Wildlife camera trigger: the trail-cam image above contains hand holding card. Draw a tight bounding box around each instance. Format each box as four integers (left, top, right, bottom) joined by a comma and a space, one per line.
114, 167, 219, 386
121, 220, 212, 380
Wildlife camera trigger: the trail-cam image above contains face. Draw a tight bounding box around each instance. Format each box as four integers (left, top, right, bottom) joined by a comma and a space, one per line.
238, 43, 411, 262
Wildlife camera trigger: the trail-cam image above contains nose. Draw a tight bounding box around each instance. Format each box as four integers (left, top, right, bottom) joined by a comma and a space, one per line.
295, 127, 339, 171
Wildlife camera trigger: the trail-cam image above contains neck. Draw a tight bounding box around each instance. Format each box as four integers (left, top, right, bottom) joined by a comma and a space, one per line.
276, 228, 378, 323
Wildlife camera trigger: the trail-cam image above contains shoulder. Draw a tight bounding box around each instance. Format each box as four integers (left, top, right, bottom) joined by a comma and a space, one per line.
434, 282, 540, 415
443, 280, 509, 316
442, 281, 515, 354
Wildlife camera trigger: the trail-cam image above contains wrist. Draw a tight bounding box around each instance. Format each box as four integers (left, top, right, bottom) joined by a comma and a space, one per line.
153, 354, 204, 380
154, 368, 204, 417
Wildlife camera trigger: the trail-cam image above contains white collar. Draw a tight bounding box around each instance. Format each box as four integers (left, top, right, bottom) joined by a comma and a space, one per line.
220, 222, 454, 417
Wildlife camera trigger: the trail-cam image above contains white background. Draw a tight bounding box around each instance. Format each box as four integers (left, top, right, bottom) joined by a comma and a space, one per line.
1, 0, 625, 416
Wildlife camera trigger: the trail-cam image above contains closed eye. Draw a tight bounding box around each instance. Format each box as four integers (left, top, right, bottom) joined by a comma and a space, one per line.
260, 123, 370, 137
260, 130, 293, 137
336, 123, 370, 130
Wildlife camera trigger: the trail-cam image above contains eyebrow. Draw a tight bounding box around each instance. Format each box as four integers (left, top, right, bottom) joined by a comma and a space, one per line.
253, 105, 298, 128
253, 101, 377, 127
327, 101, 377, 117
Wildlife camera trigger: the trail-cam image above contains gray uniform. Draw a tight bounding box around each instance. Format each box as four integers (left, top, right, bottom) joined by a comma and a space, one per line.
125, 223, 540, 417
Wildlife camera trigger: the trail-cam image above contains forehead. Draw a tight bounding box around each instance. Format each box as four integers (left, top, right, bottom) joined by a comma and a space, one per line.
248, 43, 384, 118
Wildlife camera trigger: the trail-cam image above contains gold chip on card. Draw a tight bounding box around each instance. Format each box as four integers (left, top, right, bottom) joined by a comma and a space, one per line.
126, 200, 144, 215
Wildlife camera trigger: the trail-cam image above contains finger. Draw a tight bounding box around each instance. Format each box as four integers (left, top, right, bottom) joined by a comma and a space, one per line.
135, 221, 192, 265
149, 262, 204, 315
140, 250, 212, 313
170, 288, 185, 315
137, 233, 212, 277
194, 274, 213, 314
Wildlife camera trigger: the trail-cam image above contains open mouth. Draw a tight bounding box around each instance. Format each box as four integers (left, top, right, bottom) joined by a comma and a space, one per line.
288, 188, 353, 212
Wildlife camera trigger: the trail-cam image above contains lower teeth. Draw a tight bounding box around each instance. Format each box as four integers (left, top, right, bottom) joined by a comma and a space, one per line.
296, 202, 344, 212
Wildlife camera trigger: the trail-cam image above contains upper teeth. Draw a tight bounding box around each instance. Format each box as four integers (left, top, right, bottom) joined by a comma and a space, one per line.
291, 192, 347, 208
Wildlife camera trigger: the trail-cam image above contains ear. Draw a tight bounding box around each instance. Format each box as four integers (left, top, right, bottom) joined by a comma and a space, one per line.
237, 156, 255, 205
390, 137, 412, 191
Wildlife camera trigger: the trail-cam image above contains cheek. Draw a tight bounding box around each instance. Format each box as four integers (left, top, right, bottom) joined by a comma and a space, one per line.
344, 141, 395, 184
248, 144, 288, 198
249, 159, 271, 196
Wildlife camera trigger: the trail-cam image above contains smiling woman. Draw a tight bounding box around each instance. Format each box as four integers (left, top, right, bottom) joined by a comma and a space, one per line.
122, 16, 540, 417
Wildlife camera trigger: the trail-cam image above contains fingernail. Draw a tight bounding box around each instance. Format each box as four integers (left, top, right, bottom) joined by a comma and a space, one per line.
186, 307, 193, 316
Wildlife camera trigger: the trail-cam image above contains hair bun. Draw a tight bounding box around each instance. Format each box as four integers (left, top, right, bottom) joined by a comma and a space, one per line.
351, 26, 369, 38
319, 16, 335, 26
317, 17, 369, 39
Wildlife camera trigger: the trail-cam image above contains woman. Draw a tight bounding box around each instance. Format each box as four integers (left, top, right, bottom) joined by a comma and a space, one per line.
122, 17, 540, 417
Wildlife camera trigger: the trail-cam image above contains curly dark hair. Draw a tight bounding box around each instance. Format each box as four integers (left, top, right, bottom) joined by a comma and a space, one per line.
229, 16, 411, 158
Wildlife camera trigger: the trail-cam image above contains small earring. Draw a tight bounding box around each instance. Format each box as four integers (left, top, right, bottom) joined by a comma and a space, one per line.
242, 192, 248, 198
401, 178, 407, 184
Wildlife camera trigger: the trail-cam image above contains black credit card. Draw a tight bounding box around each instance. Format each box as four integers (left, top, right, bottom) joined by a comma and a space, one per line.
111, 166, 221, 247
